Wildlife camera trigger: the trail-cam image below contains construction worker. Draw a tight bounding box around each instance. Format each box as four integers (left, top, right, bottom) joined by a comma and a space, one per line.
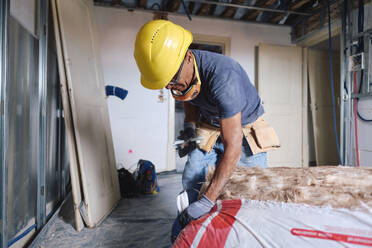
134, 20, 280, 241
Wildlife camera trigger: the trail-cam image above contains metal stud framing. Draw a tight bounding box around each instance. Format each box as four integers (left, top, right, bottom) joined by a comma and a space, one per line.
0, 0, 9, 247
340, 0, 347, 165
0, 0, 9, 246
37, 0, 49, 230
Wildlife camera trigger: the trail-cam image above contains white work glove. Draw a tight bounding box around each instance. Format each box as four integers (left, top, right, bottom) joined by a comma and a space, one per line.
187, 195, 215, 219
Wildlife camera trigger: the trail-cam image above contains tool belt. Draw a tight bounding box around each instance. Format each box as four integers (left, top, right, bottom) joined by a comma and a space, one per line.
195, 117, 281, 154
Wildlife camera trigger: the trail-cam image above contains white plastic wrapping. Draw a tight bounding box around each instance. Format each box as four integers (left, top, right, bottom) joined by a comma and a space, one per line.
174, 199, 372, 248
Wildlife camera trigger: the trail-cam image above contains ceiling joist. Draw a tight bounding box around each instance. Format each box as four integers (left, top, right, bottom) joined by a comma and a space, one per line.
166, 0, 181, 12
188, 2, 195, 14
196, 3, 211, 15
208, 4, 216, 15
138, 0, 147, 8
270, 0, 311, 24
242, 0, 276, 21
220, 0, 245, 18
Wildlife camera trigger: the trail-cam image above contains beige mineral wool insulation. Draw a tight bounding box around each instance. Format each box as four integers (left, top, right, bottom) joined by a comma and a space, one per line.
200, 166, 372, 209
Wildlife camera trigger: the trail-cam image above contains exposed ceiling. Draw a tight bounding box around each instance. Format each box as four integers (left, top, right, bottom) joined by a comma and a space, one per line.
94, 0, 342, 41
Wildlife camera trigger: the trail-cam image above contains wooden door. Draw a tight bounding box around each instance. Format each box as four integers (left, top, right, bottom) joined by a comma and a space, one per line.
257, 44, 303, 167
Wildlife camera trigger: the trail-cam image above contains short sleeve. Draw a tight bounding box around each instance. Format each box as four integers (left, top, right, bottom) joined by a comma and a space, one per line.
212, 69, 245, 119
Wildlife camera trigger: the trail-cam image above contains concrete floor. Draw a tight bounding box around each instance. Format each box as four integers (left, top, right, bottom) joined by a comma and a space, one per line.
29, 173, 182, 248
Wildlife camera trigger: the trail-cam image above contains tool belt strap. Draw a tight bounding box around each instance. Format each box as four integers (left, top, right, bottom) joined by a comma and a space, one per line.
196, 117, 281, 154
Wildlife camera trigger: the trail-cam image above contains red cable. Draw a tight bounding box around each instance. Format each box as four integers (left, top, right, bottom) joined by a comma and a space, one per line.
353, 71, 360, 167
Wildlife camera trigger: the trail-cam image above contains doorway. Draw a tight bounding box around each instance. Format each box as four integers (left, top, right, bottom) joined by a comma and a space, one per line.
307, 34, 341, 165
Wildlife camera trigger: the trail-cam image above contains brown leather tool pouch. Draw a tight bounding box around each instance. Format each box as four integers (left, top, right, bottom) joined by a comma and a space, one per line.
195, 122, 220, 153
196, 118, 280, 154
242, 118, 281, 154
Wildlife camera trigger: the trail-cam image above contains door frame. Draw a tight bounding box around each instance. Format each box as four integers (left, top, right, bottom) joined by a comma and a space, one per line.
299, 28, 343, 166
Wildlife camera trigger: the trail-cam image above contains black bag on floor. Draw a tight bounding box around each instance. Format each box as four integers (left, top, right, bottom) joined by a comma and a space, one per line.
117, 167, 139, 198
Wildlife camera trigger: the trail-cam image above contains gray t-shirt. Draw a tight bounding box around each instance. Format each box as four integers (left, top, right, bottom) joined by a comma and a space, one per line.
190, 49, 264, 127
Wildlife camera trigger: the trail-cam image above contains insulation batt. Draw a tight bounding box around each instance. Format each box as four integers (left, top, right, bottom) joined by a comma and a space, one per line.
200, 166, 372, 209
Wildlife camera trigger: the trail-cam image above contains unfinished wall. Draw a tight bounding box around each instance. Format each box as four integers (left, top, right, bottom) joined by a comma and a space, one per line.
357, 4, 372, 167
3, 13, 69, 245
93, 7, 292, 172
349, 3, 372, 167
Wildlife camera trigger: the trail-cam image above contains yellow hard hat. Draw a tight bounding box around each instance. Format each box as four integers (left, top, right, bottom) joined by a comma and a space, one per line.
134, 20, 193, 90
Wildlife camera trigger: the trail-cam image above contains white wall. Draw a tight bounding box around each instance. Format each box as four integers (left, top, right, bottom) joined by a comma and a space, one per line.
93, 6, 292, 172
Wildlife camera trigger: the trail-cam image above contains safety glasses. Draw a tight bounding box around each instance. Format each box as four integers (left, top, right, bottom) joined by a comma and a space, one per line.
168, 59, 185, 86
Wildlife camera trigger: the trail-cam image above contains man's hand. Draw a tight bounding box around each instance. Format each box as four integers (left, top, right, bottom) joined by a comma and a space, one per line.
178, 122, 196, 141
179, 195, 215, 228
177, 122, 197, 157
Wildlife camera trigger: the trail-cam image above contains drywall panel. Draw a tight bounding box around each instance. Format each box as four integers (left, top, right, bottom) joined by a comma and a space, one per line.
308, 49, 340, 165
54, 0, 120, 227
257, 44, 303, 167
93, 7, 292, 172
51, 0, 84, 231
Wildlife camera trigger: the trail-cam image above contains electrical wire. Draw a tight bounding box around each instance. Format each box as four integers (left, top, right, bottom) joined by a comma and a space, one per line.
327, 0, 342, 165
8, 210, 54, 247
357, 101, 372, 122
355, 0, 372, 122
356, 71, 372, 122
353, 72, 360, 167
181, 0, 192, 21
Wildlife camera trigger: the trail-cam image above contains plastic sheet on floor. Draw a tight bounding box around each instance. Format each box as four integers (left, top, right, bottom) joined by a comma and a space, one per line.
29, 173, 182, 248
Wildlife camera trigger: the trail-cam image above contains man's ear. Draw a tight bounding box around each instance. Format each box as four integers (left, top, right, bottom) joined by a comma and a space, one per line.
185, 50, 193, 63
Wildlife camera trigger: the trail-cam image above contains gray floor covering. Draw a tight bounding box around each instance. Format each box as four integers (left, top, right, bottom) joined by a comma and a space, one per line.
30, 173, 182, 248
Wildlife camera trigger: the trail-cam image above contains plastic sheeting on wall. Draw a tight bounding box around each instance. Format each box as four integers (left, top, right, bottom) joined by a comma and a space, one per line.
5, 15, 69, 240
6, 16, 40, 238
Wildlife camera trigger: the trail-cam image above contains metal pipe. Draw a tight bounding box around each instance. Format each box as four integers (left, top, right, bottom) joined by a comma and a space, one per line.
185, 0, 312, 16
340, 0, 347, 166
346, 0, 353, 166
36, 0, 49, 230
57, 95, 62, 200
0, 0, 9, 247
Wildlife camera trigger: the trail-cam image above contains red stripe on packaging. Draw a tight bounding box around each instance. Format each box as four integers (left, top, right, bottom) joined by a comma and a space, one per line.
173, 211, 216, 248
291, 228, 372, 247
197, 200, 242, 248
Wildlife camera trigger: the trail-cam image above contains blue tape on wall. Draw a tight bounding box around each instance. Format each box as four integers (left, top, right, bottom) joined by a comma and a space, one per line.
105, 85, 128, 100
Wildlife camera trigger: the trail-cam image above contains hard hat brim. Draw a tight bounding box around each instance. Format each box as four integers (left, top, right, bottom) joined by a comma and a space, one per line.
140, 75, 165, 90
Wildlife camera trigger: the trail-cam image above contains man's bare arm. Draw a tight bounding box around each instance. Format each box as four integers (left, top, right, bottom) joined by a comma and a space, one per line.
204, 112, 243, 202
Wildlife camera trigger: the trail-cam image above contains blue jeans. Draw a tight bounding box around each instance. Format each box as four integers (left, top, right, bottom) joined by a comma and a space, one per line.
182, 137, 267, 204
